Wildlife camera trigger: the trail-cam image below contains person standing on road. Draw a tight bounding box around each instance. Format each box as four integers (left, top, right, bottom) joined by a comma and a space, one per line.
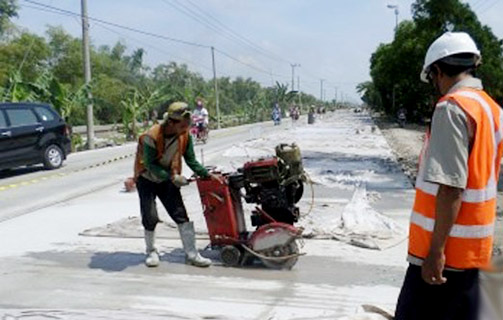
272, 102, 282, 125
395, 32, 503, 320
133, 101, 221, 268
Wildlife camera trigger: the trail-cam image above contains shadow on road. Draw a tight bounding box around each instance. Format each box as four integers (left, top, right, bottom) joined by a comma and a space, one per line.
88, 251, 145, 272
0, 165, 44, 179
88, 248, 211, 272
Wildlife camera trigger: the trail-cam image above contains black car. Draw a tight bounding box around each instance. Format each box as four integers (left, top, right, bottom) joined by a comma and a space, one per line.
0, 102, 71, 170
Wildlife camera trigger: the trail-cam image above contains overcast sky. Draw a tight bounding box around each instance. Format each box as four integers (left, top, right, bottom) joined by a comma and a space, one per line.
13, 0, 503, 103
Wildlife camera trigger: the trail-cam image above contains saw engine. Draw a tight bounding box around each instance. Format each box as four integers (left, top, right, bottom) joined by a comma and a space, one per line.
239, 143, 305, 226
196, 143, 306, 269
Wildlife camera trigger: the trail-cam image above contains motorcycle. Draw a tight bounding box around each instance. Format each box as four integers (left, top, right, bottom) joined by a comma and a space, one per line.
190, 114, 209, 144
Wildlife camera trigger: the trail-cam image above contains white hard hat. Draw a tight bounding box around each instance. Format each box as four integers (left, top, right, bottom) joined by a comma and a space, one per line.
420, 32, 481, 82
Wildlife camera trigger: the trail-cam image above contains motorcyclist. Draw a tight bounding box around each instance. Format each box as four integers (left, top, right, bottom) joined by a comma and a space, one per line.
193, 98, 209, 133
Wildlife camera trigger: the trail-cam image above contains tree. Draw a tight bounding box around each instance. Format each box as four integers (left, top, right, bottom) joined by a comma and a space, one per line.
412, 0, 503, 101
360, 0, 503, 121
0, 0, 17, 36
0, 31, 50, 84
356, 81, 382, 109
0, 23, 325, 129
120, 87, 168, 140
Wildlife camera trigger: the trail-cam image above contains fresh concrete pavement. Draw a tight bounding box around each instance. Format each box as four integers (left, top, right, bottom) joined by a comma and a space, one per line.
0, 111, 414, 319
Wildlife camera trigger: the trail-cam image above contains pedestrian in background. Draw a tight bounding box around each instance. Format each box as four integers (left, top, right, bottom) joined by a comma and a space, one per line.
272, 102, 282, 125
395, 32, 503, 320
133, 101, 221, 268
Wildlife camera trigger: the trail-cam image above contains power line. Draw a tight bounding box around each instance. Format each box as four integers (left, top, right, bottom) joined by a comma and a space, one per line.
473, 0, 493, 10
477, 0, 501, 13
472, 0, 486, 7
21, 0, 292, 81
214, 47, 287, 79
176, 0, 292, 65
23, 0, 211, 48
22, 3, 174, 81
92, 21, 213, 73
159, 0, 293, 78
21, 0, 329, 93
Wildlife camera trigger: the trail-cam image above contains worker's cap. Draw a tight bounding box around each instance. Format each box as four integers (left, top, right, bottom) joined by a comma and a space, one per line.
163, 102, 191, 123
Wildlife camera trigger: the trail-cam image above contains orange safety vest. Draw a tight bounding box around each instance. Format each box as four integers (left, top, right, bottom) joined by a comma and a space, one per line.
133, 124, 189, 181
409, 87, 503, 270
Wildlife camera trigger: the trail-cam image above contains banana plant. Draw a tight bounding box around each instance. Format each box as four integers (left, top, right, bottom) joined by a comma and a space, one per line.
121, 87, 168, 140
1, 71, 32, 101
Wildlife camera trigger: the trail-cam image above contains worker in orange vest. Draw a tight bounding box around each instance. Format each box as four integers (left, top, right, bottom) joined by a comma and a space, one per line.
134, 102, 222, 268
395, 32, 503, 320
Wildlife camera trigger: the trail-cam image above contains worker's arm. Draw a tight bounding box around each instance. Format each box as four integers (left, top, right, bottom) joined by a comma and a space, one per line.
421, 184, 463, 285
142, 138, 170, 181
183, 135, 209, 178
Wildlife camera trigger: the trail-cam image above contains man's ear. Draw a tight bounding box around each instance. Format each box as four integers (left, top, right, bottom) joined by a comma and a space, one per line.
432, 64, 443, 78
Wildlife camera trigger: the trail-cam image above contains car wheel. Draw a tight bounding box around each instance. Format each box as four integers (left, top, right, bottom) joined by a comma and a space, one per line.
43, 144, 64, 169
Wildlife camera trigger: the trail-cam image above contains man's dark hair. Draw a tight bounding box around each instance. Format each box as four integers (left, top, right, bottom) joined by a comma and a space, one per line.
432, 53, 478, 78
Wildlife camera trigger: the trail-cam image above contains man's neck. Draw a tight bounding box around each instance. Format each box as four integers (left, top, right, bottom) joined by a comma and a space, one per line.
442, 74, 472, 95
163, 125, 176, 137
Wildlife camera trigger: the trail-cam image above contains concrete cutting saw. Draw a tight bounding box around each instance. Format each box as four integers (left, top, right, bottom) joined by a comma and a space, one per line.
196, 143, 306, 269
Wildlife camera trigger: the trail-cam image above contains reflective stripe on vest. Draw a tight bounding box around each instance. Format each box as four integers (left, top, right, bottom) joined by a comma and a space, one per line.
410, 211, 495, 239
409, 88, 502, 269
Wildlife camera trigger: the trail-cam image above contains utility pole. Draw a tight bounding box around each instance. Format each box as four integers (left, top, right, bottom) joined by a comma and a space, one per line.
392, 85, 396, 112
211, 46, 221, 129
334, 86, 338, 102
297, 76, 301, 105
81, 0, 94, 149
297, 76, 302, 107
387, 4, 399, 31
290, 63, 300, 91
320, 79, 324, 101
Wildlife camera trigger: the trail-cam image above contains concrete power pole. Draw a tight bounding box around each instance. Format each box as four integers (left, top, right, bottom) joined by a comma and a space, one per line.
81, 0, 94, 149
211, 47, 221, 129
290, 63, 300, 91
297, 76, 301, 105
320, 79, 324, 101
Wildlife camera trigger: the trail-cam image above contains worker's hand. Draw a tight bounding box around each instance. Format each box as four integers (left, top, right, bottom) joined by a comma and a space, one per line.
172, 174, 189, 188
209, 173, 225, 184
421, 250, 447, 285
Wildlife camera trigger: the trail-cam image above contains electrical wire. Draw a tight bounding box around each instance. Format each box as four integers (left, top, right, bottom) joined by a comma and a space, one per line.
175, 0, 292, 65
21, 0, 335, 97
477, 0, 501, 13
23, 0, 210, 48
159, 0, 292, 77
22, 0, 296, 85
214, 47, 288, 79
92, 21, 214, 73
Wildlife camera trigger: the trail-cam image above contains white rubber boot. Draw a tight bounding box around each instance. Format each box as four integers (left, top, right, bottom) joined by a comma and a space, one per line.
178, 221, 211, 267
144, 230, 159, 267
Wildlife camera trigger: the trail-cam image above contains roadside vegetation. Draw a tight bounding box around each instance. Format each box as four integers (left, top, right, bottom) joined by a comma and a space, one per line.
357, 0, 503, 122
0, 0, 331, 143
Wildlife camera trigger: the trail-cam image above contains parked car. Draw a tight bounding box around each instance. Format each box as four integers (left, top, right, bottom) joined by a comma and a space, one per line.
0, 102, 71, 170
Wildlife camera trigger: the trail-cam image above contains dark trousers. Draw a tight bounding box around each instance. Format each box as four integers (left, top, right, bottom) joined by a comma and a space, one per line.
136, 175, 189, 231
395, 264, 480, 320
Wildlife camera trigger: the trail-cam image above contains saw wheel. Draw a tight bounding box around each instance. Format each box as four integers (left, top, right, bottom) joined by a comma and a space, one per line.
258, 240, 299, 270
